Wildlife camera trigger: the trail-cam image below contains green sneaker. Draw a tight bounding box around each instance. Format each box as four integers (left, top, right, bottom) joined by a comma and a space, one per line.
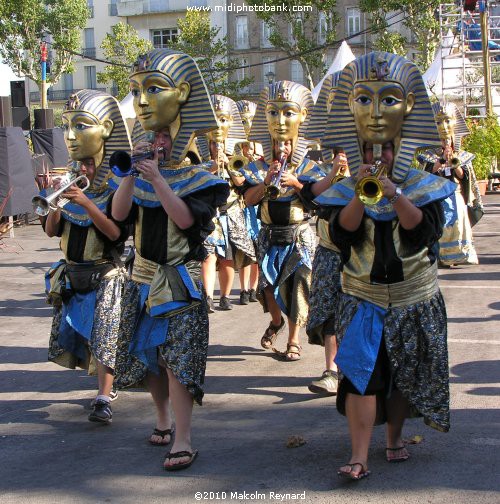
308, 370, 338, 395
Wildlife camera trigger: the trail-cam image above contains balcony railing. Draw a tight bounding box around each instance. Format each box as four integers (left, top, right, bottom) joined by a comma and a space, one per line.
30, 88, 107, 103
82, 47, 96, 59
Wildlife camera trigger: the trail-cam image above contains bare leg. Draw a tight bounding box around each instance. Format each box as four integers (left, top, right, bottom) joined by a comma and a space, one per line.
285, 318, 301, 360
324, 334, 338, 372
250, 263, 259, 290
201, 253, 217, 298
96, 362, 114, 397
146, 367, 172, 444
263, 286, 283, 326
218, 258, 235, 297
340, 392, 376, 477
164, 368, 194, 468
385, 389, 410, 460
239, 264, 250, 291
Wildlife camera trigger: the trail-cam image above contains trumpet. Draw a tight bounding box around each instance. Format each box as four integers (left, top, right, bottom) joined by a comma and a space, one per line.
109, 148, 165, 177
32, 175, 90, 216
330, 161, 348, 185
265, 141, 288, 200
228, 155, 248, 173
355, 144, 386, 206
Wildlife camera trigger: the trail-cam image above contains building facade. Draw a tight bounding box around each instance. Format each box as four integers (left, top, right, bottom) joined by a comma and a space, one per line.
28, 0, 415, 103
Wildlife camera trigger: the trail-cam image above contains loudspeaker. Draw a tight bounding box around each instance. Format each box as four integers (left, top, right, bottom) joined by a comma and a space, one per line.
10, 80, 26, 108
0, 96, 13, 127
34, 108, 54, 129
0, 127, 37, 216
11, 106, 30, 130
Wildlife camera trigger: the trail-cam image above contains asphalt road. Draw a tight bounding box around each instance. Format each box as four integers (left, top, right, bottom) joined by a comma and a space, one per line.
1, 196, 499, 504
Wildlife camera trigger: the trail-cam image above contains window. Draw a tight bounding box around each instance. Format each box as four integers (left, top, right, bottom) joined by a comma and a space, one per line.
87, 0, 94, 18
261, 21, 272, 48
151, 28, 178, 48
318, 12, 328, 44
290, 60, 304, 84
108, 0, 118, 16
83, 28, 95, 58
263, 56, 276, 83
289, 17, 304, 44
236, 16, 249, 49
347, 8, 361, 41
85, 66, 97, 89
236, 58, 248, 82
63, 73, 73, 91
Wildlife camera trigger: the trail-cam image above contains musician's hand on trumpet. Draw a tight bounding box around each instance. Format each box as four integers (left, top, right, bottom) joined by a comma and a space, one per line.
280, 171, 302, 191
135, 147, 161, 183
61, 184, 89, 207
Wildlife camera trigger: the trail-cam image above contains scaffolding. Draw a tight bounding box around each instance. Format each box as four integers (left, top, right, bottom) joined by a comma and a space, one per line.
438, 1, 500, 117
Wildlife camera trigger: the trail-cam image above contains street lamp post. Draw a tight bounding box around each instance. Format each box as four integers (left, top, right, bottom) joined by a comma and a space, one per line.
265, 71, 275, 85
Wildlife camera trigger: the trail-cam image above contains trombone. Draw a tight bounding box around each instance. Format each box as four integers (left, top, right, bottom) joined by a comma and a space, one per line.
355, 144, 386, 206
32, 175, 90, 217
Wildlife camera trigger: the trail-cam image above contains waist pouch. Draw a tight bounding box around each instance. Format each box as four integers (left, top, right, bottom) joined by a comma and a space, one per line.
66, 262, 117, 294
266, 224, 300, 246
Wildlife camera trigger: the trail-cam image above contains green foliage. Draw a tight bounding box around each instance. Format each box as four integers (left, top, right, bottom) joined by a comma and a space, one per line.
462, 116, 500, 180
360, 0, 440, 71
168, 10, 253, 99
97, 23, 152, 100
0, 0, 89, 89
247, 0, 339, 89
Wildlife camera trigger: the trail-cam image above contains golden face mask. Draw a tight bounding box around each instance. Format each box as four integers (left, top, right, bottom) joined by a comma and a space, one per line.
349, 81, 415, 146
323, 52, 440, 182
129, 49, 219, 163
207, 110, 233, 143
62, 90, 131, 191
250, 80, 313, 166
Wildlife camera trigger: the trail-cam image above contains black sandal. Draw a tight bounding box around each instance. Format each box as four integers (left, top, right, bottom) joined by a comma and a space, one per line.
149, 427, 174, 446
260, 317, 285, 350
164, 450, 198, 471
337, 462, 370, 480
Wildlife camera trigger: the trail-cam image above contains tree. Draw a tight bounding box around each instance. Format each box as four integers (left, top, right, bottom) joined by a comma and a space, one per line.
360, 0, 440, 72
97, 23, 153, 100
0, 0, 89, 102
168, 10, 252, 99
247, 0, 339, 89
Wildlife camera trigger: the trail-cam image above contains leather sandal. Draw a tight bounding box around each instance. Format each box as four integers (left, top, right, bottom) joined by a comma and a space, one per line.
260, 317, 285, 349
274, 343, 302, 361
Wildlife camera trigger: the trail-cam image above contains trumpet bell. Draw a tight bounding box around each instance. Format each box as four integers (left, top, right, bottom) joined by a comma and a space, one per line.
355, 176, 384, 206
109, 151, 137, 177
31, 175, 90, 217
228, 155, 248, 172
265, 184, 281, 200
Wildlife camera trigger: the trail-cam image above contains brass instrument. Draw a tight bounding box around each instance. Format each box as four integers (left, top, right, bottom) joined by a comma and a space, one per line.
355, 144, 386, 206
439, 139, 460, 172
228, 155, 248, 173
32, 175, 90, 216
330, 161, 348, 185
109, 148, 165, 177
265, 141, 288, 200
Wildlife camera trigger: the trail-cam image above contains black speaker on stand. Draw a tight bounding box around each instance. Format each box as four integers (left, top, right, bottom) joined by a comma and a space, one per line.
10, 81, 26, 108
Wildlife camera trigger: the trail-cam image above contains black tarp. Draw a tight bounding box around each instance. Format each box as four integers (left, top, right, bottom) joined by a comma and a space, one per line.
31, 128, 68, 169
0, 127, 37, 215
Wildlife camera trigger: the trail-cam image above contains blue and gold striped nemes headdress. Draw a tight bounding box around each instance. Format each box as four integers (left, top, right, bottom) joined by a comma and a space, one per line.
249, 80, 314, 166
432, 101, 469, 150
324, 52, 441, 182
197, 95, 247, 159
63, 89, 131, 192
305, 71, 342, 163
130, 49, 218, 163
